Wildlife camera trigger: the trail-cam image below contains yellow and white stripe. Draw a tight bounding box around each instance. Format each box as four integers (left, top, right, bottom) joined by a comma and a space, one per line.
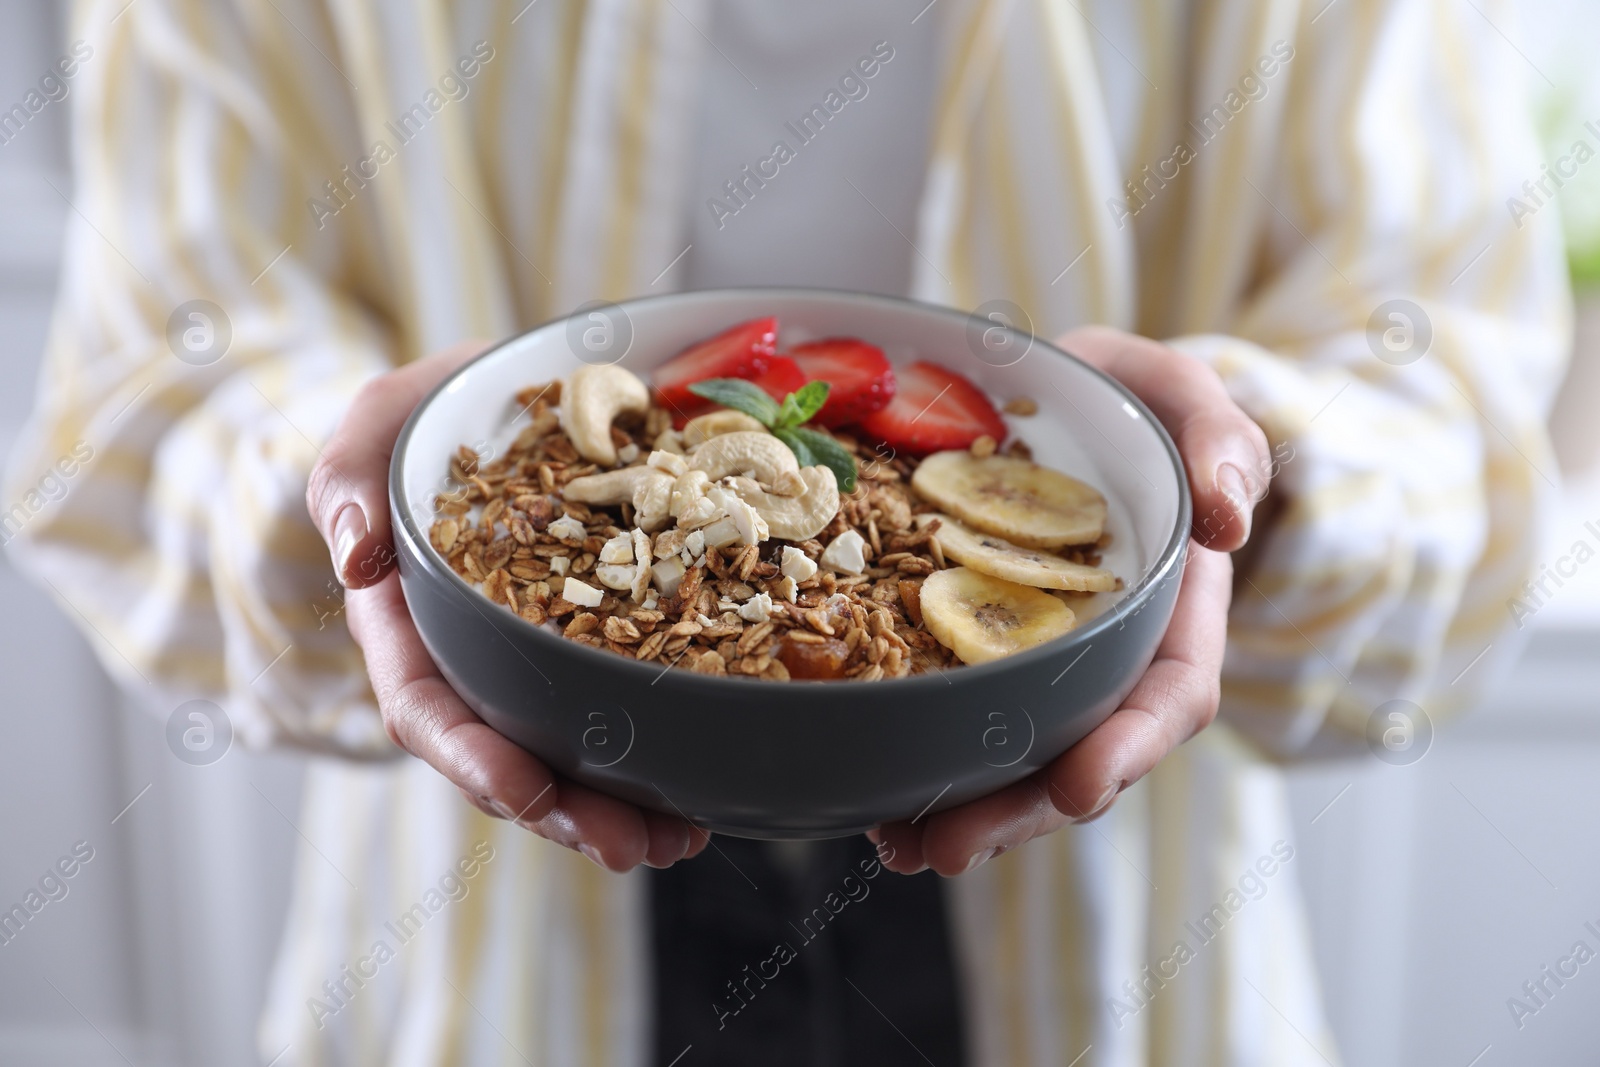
4, 0, 1568, 1064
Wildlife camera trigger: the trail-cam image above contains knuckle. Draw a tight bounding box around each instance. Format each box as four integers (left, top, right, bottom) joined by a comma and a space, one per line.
305, 455, 351, 529
1184, 670, 1222, 738
379, 676, 444, 756
354, 372, 403, 411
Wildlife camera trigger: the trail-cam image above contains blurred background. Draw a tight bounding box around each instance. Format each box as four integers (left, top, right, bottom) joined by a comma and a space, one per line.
2, 2, 1599, 1064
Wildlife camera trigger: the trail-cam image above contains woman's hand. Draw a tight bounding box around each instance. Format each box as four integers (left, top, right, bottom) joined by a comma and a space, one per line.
872, 325, 1271, 876
306, 341, 708, 872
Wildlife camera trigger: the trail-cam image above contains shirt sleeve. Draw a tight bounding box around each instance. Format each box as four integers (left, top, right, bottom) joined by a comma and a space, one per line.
1166, 0, 1572, 755
3, 1, 399, 757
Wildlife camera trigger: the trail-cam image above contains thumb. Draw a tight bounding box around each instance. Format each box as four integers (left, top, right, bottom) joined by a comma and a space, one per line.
307, 340, 492, 588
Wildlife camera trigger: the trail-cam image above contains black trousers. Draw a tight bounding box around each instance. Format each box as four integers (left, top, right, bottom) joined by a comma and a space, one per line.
650, 835, 966, 1067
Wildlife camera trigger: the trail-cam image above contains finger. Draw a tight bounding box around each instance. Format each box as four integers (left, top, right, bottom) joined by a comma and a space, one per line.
1046, 542, 1232, 818
347, 568, 661, 870
862, 829, 901, 871
344, 572, 546, 805
641, 809, 695, 869
307, 339, 492, 589
346, 571, 561, 819
682, 826, 713, 861
916, 771, 1070, 877
525, 780, 651, 871
1057, 326, 1271, 552
873, 820, 929, 875
457, 786, 503, 820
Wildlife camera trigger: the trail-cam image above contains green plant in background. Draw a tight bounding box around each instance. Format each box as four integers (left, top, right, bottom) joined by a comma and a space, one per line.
1538, 98, 1600, 287
1527, 11, 1600, 289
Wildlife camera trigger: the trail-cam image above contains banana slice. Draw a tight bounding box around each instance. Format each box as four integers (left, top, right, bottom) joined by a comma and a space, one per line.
919, 567, 1076, 665
910, 451, 1106, 549
919, 514, 1119, 592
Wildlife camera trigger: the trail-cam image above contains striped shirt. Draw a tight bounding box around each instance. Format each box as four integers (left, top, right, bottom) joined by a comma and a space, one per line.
4, 0, 1570, 1064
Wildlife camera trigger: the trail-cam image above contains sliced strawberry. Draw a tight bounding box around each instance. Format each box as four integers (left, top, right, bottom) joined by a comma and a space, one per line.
854, 361, 1006, 456
748, 355, 807, 402
651, 316, 778, 408
787, 338, 896, 427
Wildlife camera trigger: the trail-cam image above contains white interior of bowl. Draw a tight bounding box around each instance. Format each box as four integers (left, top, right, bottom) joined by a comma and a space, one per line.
398, 290, 1183, 622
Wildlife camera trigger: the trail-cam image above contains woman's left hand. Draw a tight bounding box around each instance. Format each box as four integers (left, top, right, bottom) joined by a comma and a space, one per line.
871, 325, 1271, 875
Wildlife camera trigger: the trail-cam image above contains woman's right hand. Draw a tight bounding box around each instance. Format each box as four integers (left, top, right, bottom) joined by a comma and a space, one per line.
306, 341, 708, 872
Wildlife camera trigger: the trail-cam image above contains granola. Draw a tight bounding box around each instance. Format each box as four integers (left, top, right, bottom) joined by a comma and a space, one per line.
428, 322, 1121, 679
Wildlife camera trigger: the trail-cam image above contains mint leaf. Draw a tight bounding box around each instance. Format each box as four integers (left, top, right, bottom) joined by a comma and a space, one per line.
772, 427, 817, 468
686, 378, 780, 425
776, 380, 830, 429
785, 426, 857, 494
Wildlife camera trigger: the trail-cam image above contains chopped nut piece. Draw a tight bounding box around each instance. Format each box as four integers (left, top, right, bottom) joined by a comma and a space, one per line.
969, 434, 998, 458
652, 556, 687, 598
547, 515, 587, 542
560, 576, 604, 607
780, 545, 818, 582
1003, 397, 1038, 416
598, 533, 634, 564
653, 528, 686, 559
819, 530, 868, 575
738, 593, 774, 624
595, 562, 636, 591
648, 450, 689, 477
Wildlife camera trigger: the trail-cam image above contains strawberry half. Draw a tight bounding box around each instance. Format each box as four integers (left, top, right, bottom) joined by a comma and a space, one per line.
787, 338, 896, 427
854, 361, 1006, 456
748, 354, 807, 402
652, 316, 778, 409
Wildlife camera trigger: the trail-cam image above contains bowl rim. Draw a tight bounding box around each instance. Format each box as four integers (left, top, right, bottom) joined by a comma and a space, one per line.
390, 286, 1193, 693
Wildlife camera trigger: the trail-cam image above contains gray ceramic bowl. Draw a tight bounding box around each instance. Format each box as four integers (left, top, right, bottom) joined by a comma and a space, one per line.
391, 289, 1189, 838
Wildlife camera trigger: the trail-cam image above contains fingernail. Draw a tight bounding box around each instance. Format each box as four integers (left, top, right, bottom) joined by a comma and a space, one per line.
1075, 781, 1120, 823
1216, 463, 1253, 538
485, 797, 515, 820
331, 502, 368, 585
578, 843, 606, 869
962, 847, 998, 874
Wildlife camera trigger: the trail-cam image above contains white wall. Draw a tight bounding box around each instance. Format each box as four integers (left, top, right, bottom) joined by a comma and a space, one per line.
0, 4, 1597, 1066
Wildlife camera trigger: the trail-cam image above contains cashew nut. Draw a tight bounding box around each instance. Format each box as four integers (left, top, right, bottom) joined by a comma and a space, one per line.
689, 431, 799, 488
770, 470, 807, 498
563, 465, 663, 506
723, 467, 840, 542
681, 410, 769, 448
563, 465, 674, 531
668, 470, 714, 523
630, 529, 653, 601
559, 364, 649, 467
632, 474, 674, 533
